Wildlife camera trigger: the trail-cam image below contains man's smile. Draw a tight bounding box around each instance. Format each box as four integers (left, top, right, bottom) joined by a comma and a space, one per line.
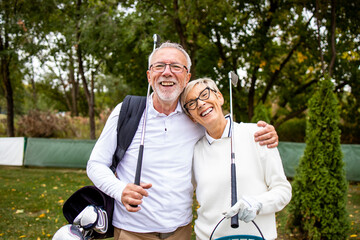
160, 81, 175, 86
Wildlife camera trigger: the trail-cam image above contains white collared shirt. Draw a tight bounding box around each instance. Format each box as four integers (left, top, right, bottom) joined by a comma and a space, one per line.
87, 93, 205, 233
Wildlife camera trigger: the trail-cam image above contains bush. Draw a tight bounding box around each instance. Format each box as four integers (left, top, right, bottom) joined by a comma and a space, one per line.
17, 110, 75, 138
277, 118, 306, 142
287, 76, 350, 239
251, 102, 271, 124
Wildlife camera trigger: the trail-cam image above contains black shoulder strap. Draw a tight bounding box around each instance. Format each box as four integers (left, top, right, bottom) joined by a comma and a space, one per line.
110, 95, 146, 173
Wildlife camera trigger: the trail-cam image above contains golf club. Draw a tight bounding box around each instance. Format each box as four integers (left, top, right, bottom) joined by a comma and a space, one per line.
131, 34, 160, 207
52, 224, 88, 240
228, 71, 239, 228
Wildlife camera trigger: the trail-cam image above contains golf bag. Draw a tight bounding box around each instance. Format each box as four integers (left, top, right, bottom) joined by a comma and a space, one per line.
62, 95, 146, 239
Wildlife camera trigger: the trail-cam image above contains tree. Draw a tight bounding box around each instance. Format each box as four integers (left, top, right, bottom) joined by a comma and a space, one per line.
287, 76, 350, 239
1, 0, 22, 136
0, 0, 58, 136
287, 1, 350, 238
35, 0, 124, 139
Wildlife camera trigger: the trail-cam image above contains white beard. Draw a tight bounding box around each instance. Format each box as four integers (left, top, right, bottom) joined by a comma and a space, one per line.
152, 77, 183, 104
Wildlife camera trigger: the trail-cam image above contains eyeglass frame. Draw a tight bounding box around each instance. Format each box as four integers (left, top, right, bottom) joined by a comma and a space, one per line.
183, 87, 217, 112
149, 62, 188, 73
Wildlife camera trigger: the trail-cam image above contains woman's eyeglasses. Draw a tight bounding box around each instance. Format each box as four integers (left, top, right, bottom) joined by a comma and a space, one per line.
184, 87, 216, 111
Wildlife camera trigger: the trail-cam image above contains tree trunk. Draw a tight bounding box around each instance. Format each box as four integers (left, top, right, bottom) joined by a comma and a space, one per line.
69, 53, 78, 116
0, 33, 15, 137
328, 0, 336, 77
316, 0, 326, 74
172, 0, 199, 78
248, 66, 259, 120
29, 61, 37, 108
246, 0, 278, 121
260, 40, 301, 103
1, 58, 15, 137
77, 43, 96, 140
76, 0, 95, 139
173, 0, 188, 51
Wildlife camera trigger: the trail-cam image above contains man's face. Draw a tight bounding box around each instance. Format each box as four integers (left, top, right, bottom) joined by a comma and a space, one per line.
147, 48, 191, 105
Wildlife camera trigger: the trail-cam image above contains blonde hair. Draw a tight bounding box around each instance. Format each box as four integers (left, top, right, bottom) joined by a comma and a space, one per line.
180, 77, 220, 116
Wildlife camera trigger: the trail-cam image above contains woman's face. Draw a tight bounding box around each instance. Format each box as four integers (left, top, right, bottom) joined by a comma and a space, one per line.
184, 83, 224, 128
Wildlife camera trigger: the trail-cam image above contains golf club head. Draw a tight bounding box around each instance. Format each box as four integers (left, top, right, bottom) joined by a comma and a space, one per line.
73, 205, 108, 234
228, 71, 239, 87
93, 207, 108, 234
73, 205, 98, 230
153, 34, 161, 48
52, 224, 85, 240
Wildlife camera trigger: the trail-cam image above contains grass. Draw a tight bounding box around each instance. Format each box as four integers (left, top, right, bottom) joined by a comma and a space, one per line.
0, 167, 359, 240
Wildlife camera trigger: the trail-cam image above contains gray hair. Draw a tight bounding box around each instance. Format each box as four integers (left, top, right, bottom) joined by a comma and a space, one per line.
148, 42, 192, 72
180, 77, 220, 116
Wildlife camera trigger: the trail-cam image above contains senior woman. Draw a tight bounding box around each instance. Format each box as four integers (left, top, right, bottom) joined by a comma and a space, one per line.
180, 78, 292, 240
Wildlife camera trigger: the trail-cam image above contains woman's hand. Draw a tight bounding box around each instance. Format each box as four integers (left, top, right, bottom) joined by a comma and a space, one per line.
223, 196, 262, 223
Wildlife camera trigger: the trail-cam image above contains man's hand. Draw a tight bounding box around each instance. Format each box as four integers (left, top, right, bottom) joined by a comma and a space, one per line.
121, 182, 152, 212
255, 120, 278, 148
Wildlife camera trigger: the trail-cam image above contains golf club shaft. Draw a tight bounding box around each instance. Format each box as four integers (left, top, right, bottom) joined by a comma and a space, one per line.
134, 84, 151, 186
230, 160, 239, 228
229, 72, 239, 228
131, 35, 158, 208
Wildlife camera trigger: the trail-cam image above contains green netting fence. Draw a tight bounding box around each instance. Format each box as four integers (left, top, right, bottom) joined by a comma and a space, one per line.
24, 138, 96, 169
0, 138, 358, 181
277, 142, 359, 181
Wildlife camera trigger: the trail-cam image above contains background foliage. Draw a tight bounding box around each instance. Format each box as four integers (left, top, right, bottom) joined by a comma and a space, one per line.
1, 0, 359, 141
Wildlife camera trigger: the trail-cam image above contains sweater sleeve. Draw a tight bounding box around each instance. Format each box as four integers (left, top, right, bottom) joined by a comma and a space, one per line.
242, 124, 292, 215
254, 143, 292, 215
86, 103, 127, 203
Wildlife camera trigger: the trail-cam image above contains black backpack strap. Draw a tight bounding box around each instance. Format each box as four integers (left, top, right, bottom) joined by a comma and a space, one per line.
110, 95, 147, 173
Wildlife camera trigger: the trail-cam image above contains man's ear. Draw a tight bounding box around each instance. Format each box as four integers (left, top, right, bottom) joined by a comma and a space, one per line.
186, 72, 191, 85
147, 70, 151, 84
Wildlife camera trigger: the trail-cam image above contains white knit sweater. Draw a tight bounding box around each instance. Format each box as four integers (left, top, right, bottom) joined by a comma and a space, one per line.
193, 121, 292, 240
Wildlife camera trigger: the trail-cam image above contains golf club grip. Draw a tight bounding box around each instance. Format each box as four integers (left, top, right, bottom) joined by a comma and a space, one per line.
231, 163, 239, 228
130, 144, 144, 208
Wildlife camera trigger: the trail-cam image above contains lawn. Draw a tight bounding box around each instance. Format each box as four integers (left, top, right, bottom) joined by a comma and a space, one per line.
0, 166, 358, 240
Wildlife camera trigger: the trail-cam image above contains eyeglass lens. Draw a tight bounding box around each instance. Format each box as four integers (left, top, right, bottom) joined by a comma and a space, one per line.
185, 87, 211, 110
151, 63, 187, 73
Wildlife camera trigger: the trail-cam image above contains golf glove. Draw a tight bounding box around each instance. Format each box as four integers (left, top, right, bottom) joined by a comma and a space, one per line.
223, 196, 262, 223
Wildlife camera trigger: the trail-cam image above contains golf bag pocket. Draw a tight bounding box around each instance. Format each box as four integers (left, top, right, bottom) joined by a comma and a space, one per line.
63, 186, 114, 239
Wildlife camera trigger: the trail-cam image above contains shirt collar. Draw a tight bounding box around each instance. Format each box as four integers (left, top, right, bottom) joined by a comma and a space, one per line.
148, 93, 183, 118
205, 115, 232, 144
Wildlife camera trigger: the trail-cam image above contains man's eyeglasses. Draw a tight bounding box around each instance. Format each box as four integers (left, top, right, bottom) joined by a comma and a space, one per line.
184, 87, 216, 111
150, 62, 188, 73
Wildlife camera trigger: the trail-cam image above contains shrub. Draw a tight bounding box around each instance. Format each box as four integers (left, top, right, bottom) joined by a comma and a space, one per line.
17, 110, 75, 138
251, 102, 271, 124
277, 118, 306, 142
287, 76, 350, 239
